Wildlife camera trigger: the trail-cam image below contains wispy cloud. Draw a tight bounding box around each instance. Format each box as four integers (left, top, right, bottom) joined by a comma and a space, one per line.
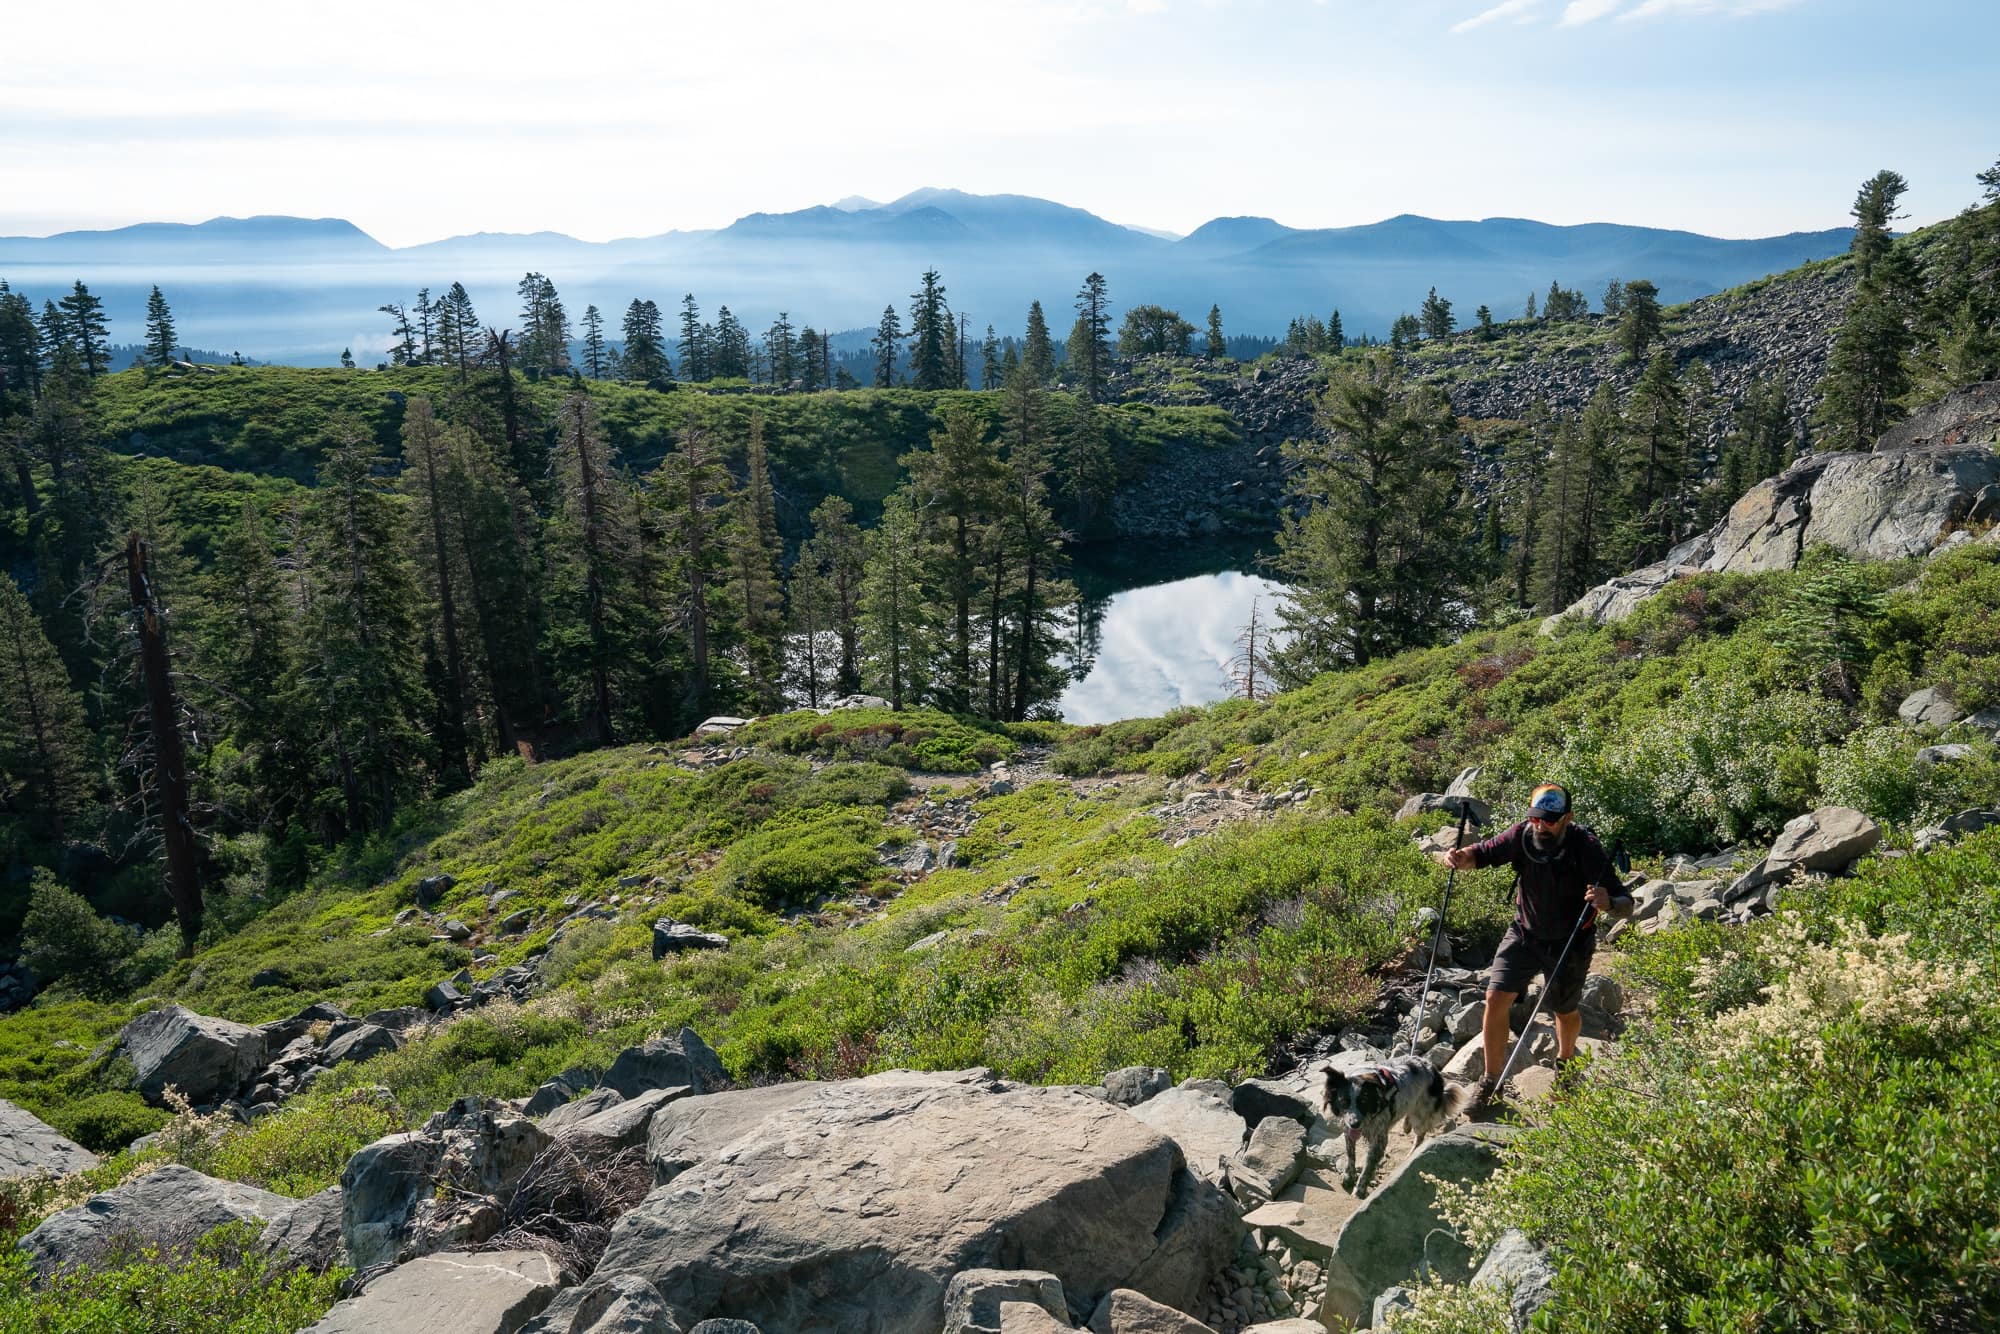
1451, 0, 1540, 34
1558, 0, 1623, 25
1623, 0, 1805, 17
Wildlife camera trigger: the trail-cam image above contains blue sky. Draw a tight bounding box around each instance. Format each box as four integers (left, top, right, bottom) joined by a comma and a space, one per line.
3, 0, 1994, 246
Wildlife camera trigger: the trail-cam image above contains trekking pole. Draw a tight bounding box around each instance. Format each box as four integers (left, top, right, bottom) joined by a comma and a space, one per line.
1492, 900, 1594, 1090
1407, 805, 1473, 1058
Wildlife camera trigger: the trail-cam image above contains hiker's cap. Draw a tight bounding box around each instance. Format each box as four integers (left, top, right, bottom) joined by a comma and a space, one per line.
1528, 784, 1570, 819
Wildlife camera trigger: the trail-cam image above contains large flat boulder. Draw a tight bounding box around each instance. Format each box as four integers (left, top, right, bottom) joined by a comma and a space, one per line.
645, 1080, 829, 1185
944, 1269, 1070, 1334
1320, 1124, 1519, 1327
0, 1098, 98, 1178
304, 1250, 562, 1333
17, 1164, 295, 1277
601, 1028, 728, 1100
259, 1185, 346, 1271
1729, 805, 1882, 900
552, 1086, 689, 1156
530, 1069, 1239, 1334
1125, 1084, 1247, 1182
341, 1132, 446, 1271
116, 1005, 267, 1106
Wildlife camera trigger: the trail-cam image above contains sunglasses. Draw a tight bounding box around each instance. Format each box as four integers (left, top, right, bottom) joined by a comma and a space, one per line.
1527, 812, 1567, 827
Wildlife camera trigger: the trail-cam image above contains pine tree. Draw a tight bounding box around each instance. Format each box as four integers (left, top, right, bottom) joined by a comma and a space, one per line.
1615, 352, 1689, 566
871, 304, 902, 387
1023, 300, 1056, 386
1072, 273, 1112, 401
292, 433, 427, 836
730, 412, 785, 711
906, 409, 1004, 711
678, 294, 709, 382
1272, 353, 1468, 676
982, 324, 1002, 389
199, 500, 304, 831
340, 347, 356, 369
1850, 169, 1909, 283
0, 572, 92, 843
400, 398, 472, 789
1618, 280, 1662, 361
57, 282, 110, 376
1500, 402, 1551, 608
549, 393, 643, 742
711, 307, 750, 379
861, 491, 928, 709
447, 413, 545, 755
1327, 310, 1344, 348
1228, 598, 1276, 701
437, 283, 479, 380
762, 311, 796, 385
797, 326, 823, 392
581, 305, 607, 379
1420, 287, 1455, 340
1061, 388, 1115, 533
905, 271, 952, 390
1525, 291, 1538, 322
998, 393, 1074, 720
651, 420, 732, 720
1601, 280, 1626, 318
379, 301, 416, 366
1207, 304, 1227, 360
806, 496, 868, 695
786, 548, 834, 709
122, 532, 205, 950
1531, 387, 1619, 612
144, 286, 177, 367
622, 299, 670, 384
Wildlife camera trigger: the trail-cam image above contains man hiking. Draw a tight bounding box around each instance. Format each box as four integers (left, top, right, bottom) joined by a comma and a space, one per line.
1434, 782, 1632, 1107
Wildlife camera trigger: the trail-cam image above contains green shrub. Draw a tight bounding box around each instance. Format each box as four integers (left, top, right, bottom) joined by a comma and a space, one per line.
0, 1221, 343, 1333
19, 874, 141, 1000
205, 1089, 407, 1197
1451, 905, 2000, 1333
1531, 679, 1842, 852
41, 1092, 168, 1155
1818, 725, 2000, 829
715, 809, 882, 906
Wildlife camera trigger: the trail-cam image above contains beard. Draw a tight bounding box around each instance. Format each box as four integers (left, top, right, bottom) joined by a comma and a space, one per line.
1529, 823, 1563, 853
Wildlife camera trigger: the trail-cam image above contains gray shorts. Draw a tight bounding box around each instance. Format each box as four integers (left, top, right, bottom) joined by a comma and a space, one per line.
1488, 925, 1594, 1014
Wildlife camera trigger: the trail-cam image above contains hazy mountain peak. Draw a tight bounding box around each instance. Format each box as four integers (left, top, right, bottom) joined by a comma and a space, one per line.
831, 196, 882, 212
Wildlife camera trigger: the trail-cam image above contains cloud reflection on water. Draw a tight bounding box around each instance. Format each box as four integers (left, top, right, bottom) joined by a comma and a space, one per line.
1058, 569, 1288, 724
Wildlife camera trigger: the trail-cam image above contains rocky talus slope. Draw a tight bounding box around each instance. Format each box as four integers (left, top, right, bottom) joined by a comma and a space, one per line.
17, 718, 1996, 1334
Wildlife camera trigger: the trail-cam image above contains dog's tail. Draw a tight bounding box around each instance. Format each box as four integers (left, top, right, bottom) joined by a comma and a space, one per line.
1441, 1074, 1479, 1120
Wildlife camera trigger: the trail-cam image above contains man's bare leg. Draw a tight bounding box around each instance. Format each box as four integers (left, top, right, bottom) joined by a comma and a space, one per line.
1555, 1008, 1581, 1061
1481, 988, 1518, 1079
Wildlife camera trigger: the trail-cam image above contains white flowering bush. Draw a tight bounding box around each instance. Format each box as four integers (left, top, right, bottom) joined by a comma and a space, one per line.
1444, 892, 2000, 1331
1818, 724, 2000, 830
1525, 678, 1844, 852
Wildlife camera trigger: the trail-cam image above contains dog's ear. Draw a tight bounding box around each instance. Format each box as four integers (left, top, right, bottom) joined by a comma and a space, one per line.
1321, 1065, 1348, 1107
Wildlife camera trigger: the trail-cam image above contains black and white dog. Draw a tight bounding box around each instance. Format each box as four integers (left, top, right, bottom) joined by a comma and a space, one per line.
1321, 1056, 1470, 1195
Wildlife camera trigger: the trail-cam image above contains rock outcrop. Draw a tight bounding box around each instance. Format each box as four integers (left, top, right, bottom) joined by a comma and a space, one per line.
303, 1249, 562, 1333
0, 1098, 98, 1178
116, 1005, 268, 1107
1319, 1124, 1520, 1327
529, 1068, 1240, 1334
1553, 409, 2000, 627
18, 1164, 302, 1277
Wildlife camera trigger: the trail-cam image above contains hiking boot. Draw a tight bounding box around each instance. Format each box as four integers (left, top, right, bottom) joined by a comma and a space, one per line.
1466, 1078, 1502, 1115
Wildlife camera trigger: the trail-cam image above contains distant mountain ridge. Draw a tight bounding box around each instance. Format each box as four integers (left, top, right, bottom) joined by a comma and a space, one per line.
0, 189, 1853, 364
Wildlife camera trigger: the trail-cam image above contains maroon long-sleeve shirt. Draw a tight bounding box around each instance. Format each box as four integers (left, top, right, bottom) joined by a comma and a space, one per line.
1467, 820, 1629, 941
